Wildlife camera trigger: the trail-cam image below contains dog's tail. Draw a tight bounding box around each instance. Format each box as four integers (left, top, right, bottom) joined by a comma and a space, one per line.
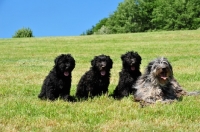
186, 91, 200, 96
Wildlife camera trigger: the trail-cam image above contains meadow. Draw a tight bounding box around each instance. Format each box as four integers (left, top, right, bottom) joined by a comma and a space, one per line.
0, 30, 200, 131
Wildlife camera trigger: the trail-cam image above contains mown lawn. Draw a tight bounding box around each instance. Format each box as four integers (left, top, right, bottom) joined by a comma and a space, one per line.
0, 30, 200, 131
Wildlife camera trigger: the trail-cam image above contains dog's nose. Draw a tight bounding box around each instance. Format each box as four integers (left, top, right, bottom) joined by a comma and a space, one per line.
131, 59, 136, 64
101, 61, 106, 67
65, 64, 70, 69
131, 62, 135, 65
101, 64, 106, 69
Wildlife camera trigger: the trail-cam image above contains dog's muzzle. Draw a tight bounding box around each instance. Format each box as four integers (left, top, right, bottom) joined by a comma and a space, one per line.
131, 61, 136, 71
100, 64, 106, 76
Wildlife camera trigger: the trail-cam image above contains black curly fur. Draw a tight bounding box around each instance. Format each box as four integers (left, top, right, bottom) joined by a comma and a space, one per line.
38, 54, 75, 101
113, 51, 142, 99
76, 54, 113, 99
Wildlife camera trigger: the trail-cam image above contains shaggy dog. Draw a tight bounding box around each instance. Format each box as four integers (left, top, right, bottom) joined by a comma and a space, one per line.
38, 54, 75, 101
133, 57, 199, 106
76, 54, 113, 99
113, 51, 142, 99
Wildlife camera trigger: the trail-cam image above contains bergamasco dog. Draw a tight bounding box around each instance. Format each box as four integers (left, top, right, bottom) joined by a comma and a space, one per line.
38, 54, 75, 101
76, 54, 113, 100
133, 57, 200, 106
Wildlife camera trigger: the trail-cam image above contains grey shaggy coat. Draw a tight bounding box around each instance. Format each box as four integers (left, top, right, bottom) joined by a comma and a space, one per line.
133, 57, 199, 106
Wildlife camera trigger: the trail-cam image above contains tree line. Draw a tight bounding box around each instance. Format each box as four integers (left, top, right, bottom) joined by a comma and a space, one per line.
82, 0, 200, 35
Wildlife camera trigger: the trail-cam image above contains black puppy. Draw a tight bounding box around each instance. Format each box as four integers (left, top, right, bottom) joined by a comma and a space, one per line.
38, 54, 75, 101
76, 54, 113, 99
113, 51, 142, 99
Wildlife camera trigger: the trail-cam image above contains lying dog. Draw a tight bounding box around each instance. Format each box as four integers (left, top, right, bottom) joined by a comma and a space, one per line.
133, 57, 200, 106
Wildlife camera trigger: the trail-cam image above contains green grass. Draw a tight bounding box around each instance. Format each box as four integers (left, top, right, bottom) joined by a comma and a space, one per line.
0, 30, 200, 131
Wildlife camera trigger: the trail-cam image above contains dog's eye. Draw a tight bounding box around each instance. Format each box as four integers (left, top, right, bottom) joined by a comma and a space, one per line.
152, 65, 157, 70
163, 62, 168, 65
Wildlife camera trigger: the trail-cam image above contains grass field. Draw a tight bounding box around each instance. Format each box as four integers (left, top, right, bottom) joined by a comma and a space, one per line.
0, 30, 200, 131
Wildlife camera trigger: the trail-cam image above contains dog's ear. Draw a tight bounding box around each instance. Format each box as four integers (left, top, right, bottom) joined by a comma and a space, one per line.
121, 53, 127, 68
135, 52, 142, 64
54, 54, 63, 65
146, 61, 154, 74
121, 54, 125, 61
91, 56, 96, 67
68, 54, 76, 70
106, 56, 113, 69
167, 60, 173, 76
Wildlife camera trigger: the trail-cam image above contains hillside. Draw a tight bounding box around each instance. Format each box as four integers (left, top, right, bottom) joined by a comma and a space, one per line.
0, 30, 200, 131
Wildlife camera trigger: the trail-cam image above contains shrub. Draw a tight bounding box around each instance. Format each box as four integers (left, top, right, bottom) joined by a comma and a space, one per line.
94, 25, 111, 35
12, 27, 34, 38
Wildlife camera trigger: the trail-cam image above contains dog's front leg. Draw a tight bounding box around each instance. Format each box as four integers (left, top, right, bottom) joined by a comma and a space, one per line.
47, 89, 57, 101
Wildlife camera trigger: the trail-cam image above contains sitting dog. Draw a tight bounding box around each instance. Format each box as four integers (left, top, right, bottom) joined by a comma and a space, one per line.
113, 51, 142, 99
133, 57, 200, 106
76, 54, 113, 99
38, 54, 75, 101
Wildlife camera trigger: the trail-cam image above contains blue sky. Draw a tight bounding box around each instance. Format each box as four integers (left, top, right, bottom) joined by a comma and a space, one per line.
0, 0, 123, 38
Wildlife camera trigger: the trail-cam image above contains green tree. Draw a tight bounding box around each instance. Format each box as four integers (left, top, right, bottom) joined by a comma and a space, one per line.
82, 0, 200, 35
104, 0, 155, 33
151, 0, 200, 30
185, 0, 200, 29
81, 18, 109, 35
93, 18, 108, 33
13, 27, 34, 38
106, 0, 140, 33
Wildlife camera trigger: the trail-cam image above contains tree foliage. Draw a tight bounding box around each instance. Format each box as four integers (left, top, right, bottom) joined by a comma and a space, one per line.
13, 27, 34, 38
83, 0, 200, 35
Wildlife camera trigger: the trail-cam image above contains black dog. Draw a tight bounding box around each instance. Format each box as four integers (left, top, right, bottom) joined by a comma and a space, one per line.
38, 54, 75, 101
113, 51, 142, 99
76, 54, 113, 99
133, 57, 200, 106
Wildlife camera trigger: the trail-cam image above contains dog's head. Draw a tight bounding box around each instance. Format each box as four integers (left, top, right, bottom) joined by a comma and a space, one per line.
54, 54, 75, 77
121, 51, 141, 72
148, 57, 173, 85
91, 54, 113, 76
